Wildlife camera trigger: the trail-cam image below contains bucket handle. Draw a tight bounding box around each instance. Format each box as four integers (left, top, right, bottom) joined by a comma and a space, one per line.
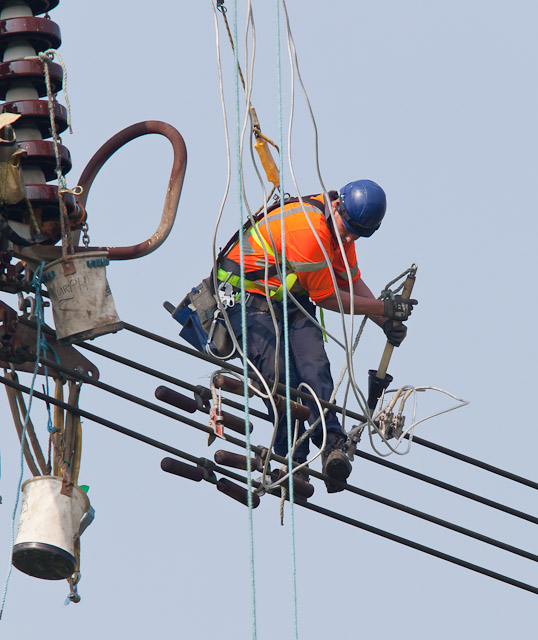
78, 505, 95, 537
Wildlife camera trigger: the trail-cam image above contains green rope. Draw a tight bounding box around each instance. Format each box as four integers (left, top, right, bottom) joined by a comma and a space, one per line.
276, 1, 299, 637
232, 2, 257, 637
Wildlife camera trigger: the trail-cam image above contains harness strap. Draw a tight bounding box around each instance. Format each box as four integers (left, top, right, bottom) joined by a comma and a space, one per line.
216, 195, 328, 264
220, 255, 279, 281
217, 194, 335, 302
216, 267, 297, 303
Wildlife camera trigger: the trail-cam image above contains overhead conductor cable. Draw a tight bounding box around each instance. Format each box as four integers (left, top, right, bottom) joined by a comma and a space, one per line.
1, 374, 538, 598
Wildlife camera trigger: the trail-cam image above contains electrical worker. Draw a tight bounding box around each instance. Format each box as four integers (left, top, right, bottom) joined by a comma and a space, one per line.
217, 180, 417, 492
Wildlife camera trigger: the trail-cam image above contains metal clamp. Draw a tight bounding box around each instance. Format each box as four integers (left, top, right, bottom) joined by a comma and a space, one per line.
376, 409, 394, 440
217, 281, 235, 308
208, 387, 225, 445
391, 413, 406, 440
346, 423, 366, 461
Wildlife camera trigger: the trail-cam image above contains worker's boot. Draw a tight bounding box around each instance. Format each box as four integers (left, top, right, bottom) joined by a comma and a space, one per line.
321, 432, 352, 493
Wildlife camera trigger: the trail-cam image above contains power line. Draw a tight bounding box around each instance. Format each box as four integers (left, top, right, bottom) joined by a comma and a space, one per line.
2, 373, 538, 575
77, 340, 270, 422
355, 449, 538, 526
19, 316, 538, 493
36, 354, 538, 528
122, 320, 538, 491
295, 498, 538, 597
2, 372, 537, 597
407, 434, 538, 491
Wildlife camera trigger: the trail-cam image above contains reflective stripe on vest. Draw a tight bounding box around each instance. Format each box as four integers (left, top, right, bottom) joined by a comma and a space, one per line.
217, 221, 298, 302
336, 264, 359, 280
216, 267, 297, 302
218, 197, 328, 301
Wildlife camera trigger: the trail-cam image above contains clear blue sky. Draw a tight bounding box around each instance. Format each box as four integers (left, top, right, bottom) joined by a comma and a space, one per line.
1, 1, 537, 638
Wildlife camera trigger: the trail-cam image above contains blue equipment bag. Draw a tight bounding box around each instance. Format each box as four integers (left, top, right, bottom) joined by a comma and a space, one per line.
171, 303, 209, 353
165, 276, 233, 357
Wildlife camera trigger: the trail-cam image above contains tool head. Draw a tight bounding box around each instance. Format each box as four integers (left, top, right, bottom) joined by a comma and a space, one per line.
367, 369, 394, 412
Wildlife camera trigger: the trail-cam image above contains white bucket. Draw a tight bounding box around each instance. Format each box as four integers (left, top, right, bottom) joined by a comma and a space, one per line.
43, 251, 123, 344
12, 476, 91, 580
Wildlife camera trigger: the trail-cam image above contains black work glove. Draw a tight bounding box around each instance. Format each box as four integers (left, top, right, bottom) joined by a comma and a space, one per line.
383, 319, 407, 347
383, 295, 418, 321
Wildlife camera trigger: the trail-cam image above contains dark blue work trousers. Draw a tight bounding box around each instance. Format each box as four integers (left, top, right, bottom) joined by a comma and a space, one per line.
227, 296, 342, 460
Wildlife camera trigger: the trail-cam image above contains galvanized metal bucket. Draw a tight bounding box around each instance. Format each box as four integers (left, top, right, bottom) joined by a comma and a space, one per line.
12, 476, 91, 580
43, 251, 123, 344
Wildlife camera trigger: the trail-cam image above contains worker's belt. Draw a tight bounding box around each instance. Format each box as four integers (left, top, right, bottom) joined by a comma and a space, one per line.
243, 292, 284, 322
244, 292, 275, 313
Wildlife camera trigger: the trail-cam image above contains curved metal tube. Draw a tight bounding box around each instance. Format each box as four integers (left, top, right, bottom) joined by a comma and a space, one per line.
21, 120, 187, 262
78, 120, 187, 260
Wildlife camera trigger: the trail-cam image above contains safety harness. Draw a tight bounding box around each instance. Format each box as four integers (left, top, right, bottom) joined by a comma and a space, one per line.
216, 194, 336, 302
168, 193, 339, 357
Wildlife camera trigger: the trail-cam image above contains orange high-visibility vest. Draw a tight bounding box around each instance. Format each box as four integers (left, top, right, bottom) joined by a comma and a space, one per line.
221, 193, 360, 303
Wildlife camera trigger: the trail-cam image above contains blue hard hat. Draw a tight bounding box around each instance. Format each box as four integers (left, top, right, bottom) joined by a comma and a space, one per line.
338, 179, 387, 237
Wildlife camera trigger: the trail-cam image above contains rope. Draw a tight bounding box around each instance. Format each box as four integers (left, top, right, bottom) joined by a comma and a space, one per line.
0, 263, 45, 620
292, 267, 420, 456
26, 49, 75, 258
231, 2, 258, 637
276, 2, 299, 636
217, 0, 247, 92
291, 315, 369, 455
2, 369, 537, 597
277, 0, 382, 440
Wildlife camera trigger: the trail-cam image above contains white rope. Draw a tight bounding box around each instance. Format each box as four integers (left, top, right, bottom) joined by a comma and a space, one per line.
210, 1, 466, 476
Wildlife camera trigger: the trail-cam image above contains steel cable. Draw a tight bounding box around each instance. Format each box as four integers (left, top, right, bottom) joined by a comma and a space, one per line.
6, 366, 538, 549
1, 372, 537, 597
120, 321, 538, 491
17, 316, 538, 493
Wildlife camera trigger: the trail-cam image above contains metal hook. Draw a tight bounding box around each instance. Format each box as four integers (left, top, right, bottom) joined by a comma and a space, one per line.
64, 571, 81, 605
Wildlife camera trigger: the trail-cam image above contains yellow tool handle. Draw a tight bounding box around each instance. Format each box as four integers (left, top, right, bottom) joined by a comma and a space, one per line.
376, 269, 417, 380
254, 137, 280, 188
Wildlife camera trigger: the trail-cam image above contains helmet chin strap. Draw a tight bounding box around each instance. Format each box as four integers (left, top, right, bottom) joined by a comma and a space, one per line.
337, 199, 362, 235
338, 198, 381, 237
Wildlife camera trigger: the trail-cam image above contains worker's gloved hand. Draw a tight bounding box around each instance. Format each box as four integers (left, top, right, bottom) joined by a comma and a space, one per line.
383, 295, 418, 320
383, 319, 407, 347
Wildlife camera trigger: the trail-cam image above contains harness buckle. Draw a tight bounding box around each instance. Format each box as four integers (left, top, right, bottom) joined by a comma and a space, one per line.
217, 281, 235, 308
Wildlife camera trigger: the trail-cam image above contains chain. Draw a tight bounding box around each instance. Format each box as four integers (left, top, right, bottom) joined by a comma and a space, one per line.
80, 221, 90, 248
